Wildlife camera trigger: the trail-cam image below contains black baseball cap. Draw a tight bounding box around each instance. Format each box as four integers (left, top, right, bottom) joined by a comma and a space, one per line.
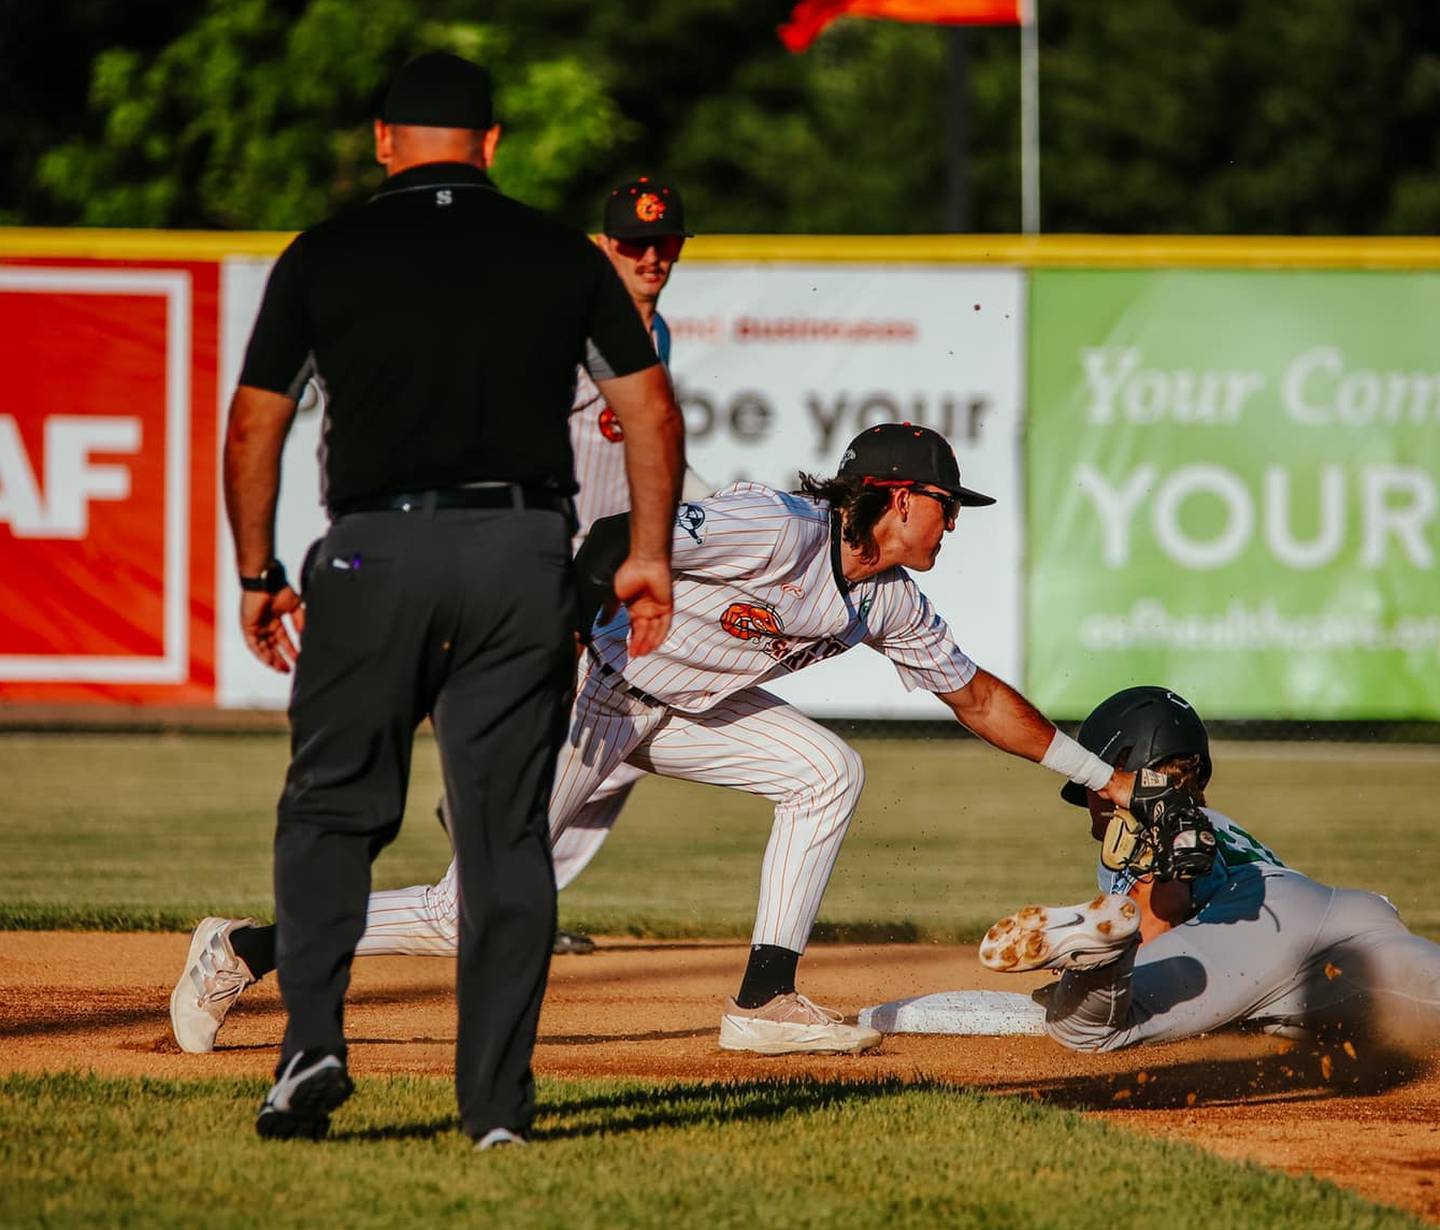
602, 177, 692, 239
380, 52, 494, 129
838, 423, 995, 507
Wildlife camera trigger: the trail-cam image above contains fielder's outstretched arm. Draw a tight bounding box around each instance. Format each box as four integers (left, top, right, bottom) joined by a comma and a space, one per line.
937, 669, 1136, 806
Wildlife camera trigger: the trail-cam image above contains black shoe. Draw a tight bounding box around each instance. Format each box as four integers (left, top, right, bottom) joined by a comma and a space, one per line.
255, 1050, 354, 1140
552, 929, 596, 955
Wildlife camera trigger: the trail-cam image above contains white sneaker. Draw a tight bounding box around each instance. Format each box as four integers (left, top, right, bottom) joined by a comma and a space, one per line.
719, 993, 882, 1055
474, 1127, 528, 1151
979, 894, 1139, 973
169, 916, 257, 1053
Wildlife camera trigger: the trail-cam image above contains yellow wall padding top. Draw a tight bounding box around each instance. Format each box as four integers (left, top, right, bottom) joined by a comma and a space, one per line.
4, 228, 1440, 269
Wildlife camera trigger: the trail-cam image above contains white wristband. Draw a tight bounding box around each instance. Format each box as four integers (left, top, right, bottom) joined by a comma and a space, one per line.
1041, 730, 1113, 790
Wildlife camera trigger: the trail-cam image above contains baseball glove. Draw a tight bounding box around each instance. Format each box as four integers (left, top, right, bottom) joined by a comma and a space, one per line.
1100, 768, 1218, 882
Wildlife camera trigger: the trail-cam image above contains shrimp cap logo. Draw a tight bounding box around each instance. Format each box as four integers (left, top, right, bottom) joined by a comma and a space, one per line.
598, 405, 624, 442
635, 192, 666, 223
720, 602, 783, 642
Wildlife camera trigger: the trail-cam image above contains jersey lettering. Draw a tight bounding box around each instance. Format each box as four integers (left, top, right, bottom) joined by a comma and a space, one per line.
1211, 816, 1285, 869
766, 635, 850, 672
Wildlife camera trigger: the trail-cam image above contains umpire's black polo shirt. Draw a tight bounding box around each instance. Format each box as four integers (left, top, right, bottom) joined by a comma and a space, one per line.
239, 162, 659, 510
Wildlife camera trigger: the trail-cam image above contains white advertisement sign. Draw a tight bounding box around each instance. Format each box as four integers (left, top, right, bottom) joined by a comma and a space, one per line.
662, 264, 1026, 716
217, 258, 1026, 717
216, 258, 330, 708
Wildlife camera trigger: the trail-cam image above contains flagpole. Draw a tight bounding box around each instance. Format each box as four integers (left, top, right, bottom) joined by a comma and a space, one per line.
1020, 0, 1039, 233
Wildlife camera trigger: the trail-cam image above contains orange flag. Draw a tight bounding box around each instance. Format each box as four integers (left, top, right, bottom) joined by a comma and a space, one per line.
780, 0, 1023, 53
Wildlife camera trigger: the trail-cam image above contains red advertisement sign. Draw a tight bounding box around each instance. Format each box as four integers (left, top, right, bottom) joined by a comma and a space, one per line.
0, 260, 218, 703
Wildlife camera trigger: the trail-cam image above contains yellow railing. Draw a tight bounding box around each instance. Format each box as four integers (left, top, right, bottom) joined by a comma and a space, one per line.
4, 227, 1440, 268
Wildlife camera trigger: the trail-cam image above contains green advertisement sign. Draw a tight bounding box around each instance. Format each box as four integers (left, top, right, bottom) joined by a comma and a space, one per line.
1027, 270, 1440, 719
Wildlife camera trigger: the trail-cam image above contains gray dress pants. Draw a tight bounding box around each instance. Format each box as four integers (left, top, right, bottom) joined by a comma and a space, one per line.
273, 504, 576, 1139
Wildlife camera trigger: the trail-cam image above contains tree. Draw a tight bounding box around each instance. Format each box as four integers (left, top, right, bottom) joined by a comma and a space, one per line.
36, 0, 634, 228
16, 0, 1440, 234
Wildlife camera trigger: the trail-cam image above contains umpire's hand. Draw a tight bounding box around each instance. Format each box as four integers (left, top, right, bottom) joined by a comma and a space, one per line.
241, 586, 305, 673
613, 556, 672, 656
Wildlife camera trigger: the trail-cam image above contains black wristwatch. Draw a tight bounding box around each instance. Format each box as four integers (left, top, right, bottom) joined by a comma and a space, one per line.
239, 559, 290, 595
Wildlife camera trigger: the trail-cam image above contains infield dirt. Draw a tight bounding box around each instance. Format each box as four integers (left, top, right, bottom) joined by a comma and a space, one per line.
4, 932, 1439, 1222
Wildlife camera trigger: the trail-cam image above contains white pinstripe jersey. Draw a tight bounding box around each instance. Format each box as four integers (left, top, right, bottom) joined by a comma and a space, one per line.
591, 482, 979, 713
570, 314, 670, 546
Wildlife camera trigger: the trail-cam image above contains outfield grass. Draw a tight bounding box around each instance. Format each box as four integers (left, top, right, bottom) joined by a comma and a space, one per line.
3, 733, 1438, 939
0, 1073, 1422, 1230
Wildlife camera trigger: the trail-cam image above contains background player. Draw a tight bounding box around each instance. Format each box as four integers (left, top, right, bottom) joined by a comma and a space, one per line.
547, 175, 709, 950
171, 176, 706, 1046
177, 424, 1139, 1056
980, 686, 1440, 1053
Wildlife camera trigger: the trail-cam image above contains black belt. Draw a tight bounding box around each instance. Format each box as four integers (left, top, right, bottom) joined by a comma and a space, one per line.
332, 484, 573, 518
587, 648, 664, 707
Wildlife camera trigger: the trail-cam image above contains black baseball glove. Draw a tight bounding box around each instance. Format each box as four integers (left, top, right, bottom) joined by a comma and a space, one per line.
1100, 768, 1218, 882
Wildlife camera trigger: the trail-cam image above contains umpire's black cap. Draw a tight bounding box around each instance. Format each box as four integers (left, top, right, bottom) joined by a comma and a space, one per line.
380, 52, 494, 129
603, 177, 692, 238
838, 423, 995, 506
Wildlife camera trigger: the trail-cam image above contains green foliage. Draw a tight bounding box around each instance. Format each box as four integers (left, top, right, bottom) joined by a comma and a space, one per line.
36, 0, 631, 227
1033, 0, 1440, 234
16, 0, 1440, 232
0, 1073, 1422, 1229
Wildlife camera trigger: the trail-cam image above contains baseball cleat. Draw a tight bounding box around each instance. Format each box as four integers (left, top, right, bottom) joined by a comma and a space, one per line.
170, 916, 258, 1053
979, 894, 1140, 974
552, 929, 597, 956
255, 1051, 354, 1141
718, 992, 882, 1056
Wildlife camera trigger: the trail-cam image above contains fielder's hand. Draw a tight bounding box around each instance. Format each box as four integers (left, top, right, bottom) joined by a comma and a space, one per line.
1095, 767, 1137, 813
613, 555, 672, 657
241, 586, 304, 673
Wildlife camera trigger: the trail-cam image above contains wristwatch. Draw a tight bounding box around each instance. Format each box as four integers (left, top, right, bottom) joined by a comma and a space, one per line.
239, 559, 290, 595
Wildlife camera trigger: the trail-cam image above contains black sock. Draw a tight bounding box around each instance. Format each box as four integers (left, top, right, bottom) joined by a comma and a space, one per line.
231, 922, 277, 980
735, 944, 801, 1009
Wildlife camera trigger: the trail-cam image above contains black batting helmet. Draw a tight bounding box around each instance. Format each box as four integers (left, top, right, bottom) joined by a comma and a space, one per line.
1060, 686, 1212, 806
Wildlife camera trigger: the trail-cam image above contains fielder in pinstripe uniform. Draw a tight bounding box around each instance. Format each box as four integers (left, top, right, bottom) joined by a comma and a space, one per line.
174, 424, 1141, 1056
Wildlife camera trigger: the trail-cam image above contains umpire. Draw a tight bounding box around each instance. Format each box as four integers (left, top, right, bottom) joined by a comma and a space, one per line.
224, 51, 683, 1147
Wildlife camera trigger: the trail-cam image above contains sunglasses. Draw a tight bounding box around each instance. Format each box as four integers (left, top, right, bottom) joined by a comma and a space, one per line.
612, 234, 685, 262
909, 487, 962, 521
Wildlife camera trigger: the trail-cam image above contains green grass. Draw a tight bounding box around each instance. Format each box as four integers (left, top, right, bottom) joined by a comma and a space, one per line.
3, 733, 1438, 938
0, 1073, 1421, 1230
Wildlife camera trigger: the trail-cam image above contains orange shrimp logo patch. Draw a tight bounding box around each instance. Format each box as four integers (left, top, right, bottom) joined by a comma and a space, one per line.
635, 193, 666, 223
598, 406, 624, 442
720, 602, 783, 641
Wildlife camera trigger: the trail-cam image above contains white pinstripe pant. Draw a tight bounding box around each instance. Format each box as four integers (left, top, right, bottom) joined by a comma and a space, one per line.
357, 657, 865, 956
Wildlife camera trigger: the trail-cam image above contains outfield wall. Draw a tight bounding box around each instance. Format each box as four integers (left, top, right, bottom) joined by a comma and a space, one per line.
1, 231, 1437, 719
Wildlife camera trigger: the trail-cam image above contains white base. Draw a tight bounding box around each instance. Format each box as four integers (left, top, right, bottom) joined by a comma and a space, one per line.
858, 990, 1047, 1036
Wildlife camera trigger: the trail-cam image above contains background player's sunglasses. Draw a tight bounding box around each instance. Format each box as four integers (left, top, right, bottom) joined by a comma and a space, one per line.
909, 487, 962, 521
612, 234, 685, 262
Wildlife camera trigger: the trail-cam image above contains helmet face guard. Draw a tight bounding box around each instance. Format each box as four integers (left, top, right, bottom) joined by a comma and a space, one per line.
1060, 686, 1211, 806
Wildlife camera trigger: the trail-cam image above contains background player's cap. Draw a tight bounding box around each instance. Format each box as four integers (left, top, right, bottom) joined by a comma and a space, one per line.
380, 52, 494, 129
838, 423, 995, 507
603, 177, 692, 238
